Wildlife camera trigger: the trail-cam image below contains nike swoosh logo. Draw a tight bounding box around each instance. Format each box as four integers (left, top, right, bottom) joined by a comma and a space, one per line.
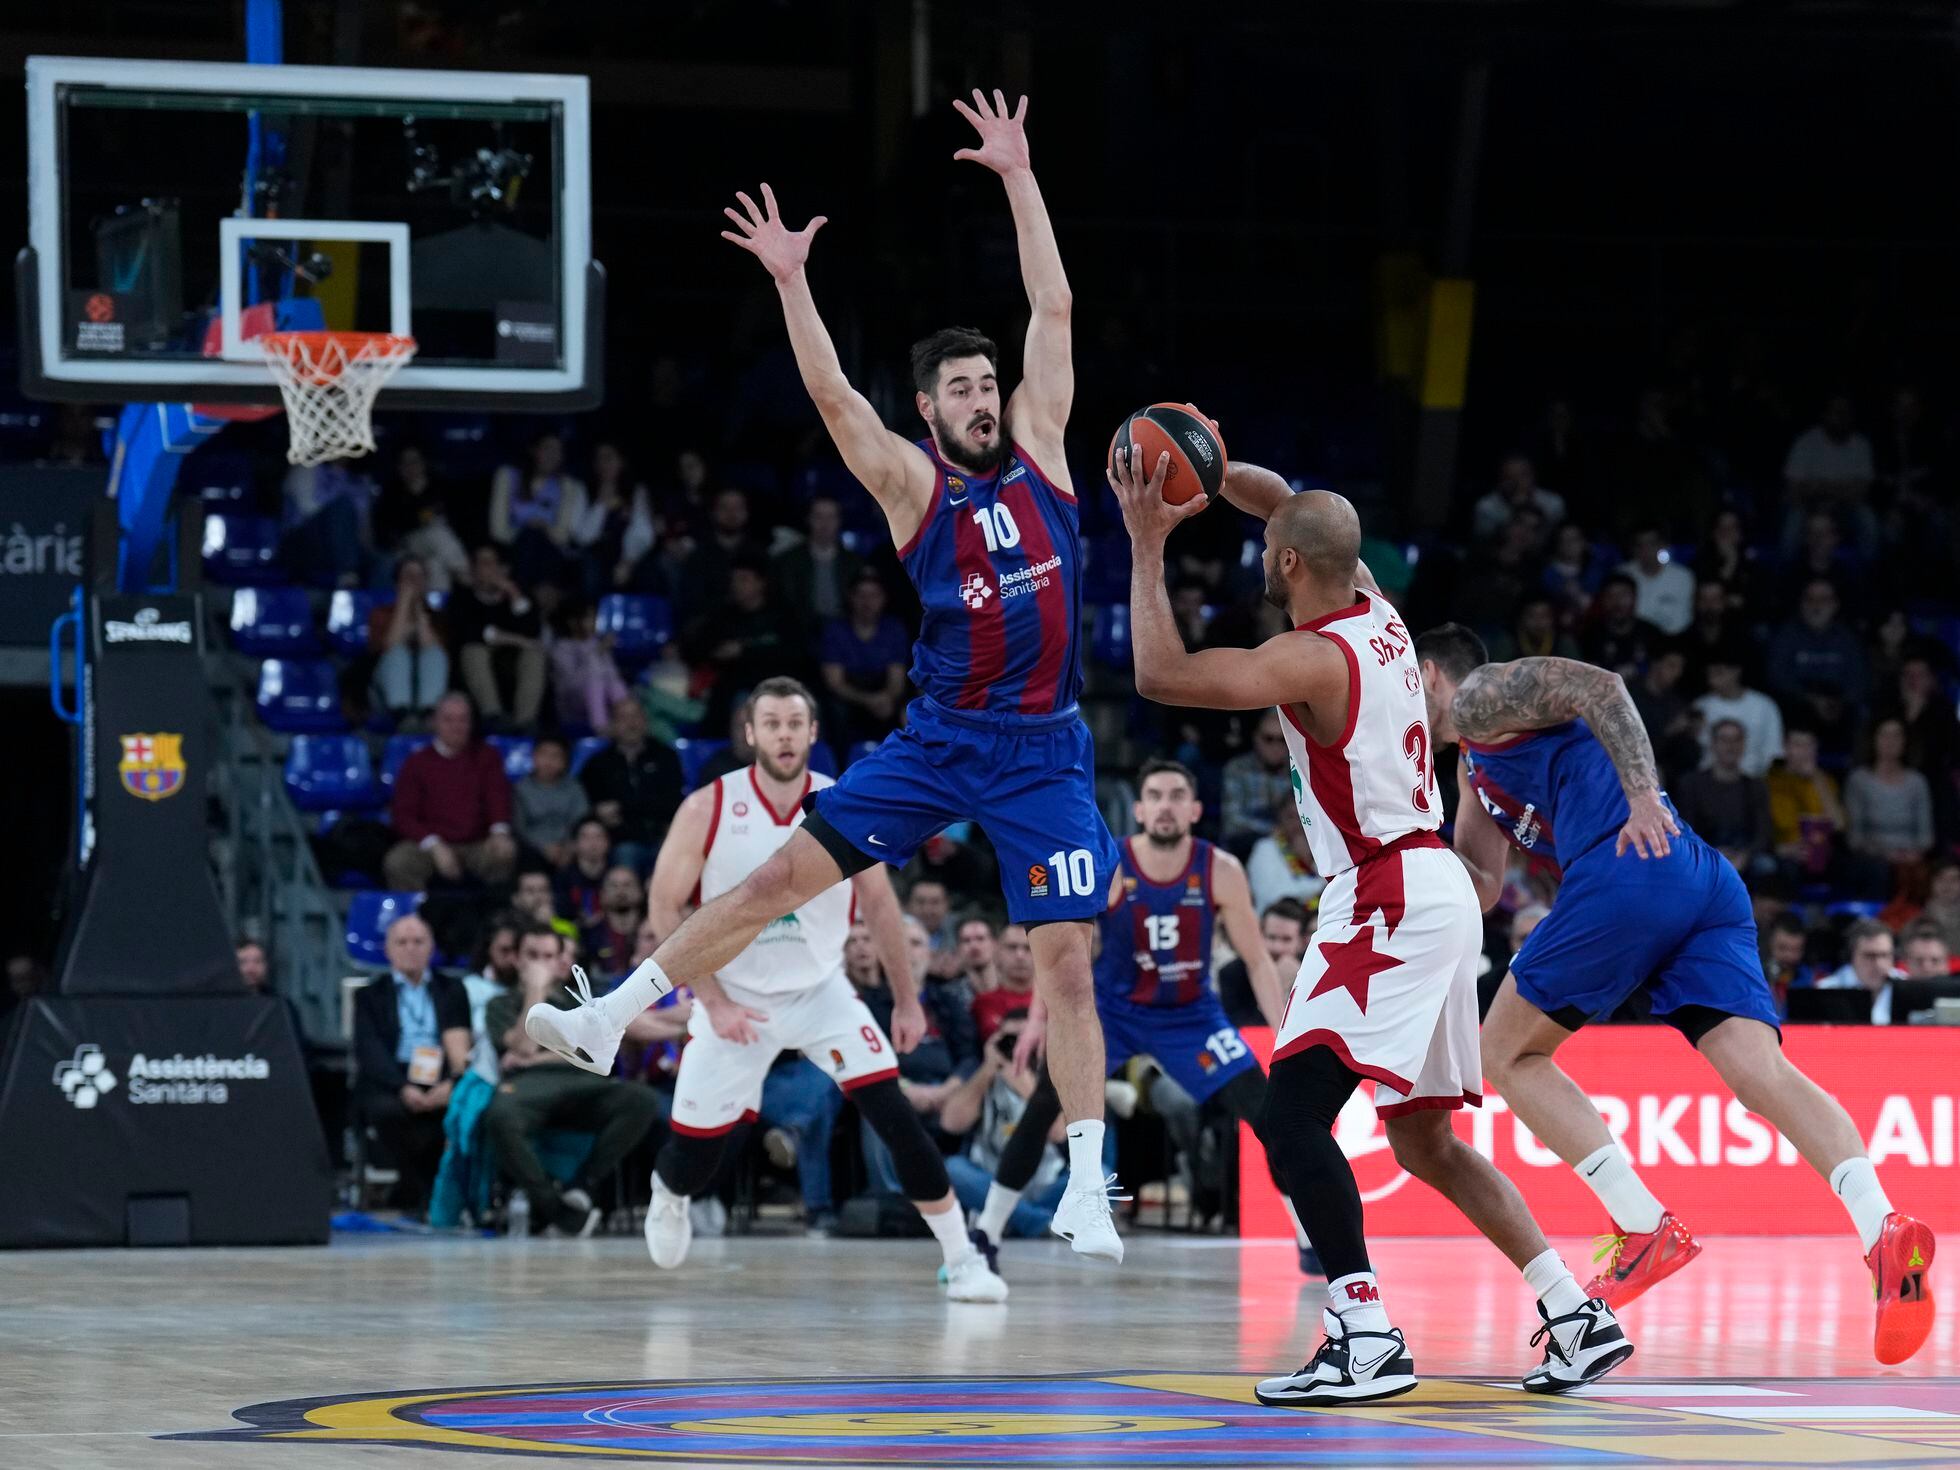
1614, 1240, 1654, 1279
867, 835, 887, 847
1583, 1159, 1609, 1177
1351, 1346, 1399, 1377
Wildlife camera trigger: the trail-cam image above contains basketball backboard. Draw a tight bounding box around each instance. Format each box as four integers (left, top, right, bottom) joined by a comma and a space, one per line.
20, 55, 601, 411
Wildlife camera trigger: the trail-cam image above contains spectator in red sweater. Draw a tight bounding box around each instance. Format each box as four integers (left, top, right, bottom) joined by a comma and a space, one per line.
383, 692, 519, 890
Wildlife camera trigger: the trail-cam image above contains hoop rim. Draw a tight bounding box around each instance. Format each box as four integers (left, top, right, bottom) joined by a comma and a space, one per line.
259, 329, 418, 357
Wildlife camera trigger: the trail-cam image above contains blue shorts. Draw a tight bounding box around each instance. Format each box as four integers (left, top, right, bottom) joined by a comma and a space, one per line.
1100, 992, 1259, 1105
1511, 833, 1780, 1035
808, 697, 1121, 925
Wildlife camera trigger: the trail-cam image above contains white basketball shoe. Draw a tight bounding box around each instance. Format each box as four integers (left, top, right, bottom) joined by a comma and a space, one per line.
1255, 1310, 1418, 1405
525, 963, 664, 1076
943, 1249, 1010, 1303
1050, 1173, 1127, 1263
645, 1174, 691, 1270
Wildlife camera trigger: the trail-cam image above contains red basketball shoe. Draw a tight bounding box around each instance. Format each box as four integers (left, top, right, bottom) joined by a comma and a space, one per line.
1582, 1212, 1703, 1309
1868, 1212, 1936, 1366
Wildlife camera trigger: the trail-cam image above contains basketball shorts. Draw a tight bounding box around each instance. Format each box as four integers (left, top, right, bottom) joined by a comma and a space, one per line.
1099, 992, 1260, 1105
669, 974, 897, 1136
1272, 835, 1484, 1117
1509, 833, 1781, 1035
807, 696, 1122, 925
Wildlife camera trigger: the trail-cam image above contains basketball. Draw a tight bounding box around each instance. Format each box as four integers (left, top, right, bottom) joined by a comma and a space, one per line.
1109, 402, 1228, 505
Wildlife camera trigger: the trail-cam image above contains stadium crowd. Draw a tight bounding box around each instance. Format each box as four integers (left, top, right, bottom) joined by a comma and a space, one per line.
8, 346, 1956, 1233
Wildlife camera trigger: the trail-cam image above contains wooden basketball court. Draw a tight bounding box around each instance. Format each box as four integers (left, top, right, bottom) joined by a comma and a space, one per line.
3, 1230, 1952, 1467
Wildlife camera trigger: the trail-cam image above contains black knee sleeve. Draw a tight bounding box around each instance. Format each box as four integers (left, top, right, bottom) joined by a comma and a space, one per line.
851, 1079, 951, 1202
1262, 1046, 1372, 1281
992, 1070, 1063, 1192
655, 1128, 732, 1200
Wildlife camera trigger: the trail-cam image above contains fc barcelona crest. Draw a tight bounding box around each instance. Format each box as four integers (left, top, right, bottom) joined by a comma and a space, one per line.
118, 732, 186, 801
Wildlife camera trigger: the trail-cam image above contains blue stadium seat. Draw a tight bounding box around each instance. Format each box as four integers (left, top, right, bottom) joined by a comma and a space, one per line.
346, 891, 423, 969
255, 658, 345, 733
846, 740, 881, 768
202, 512, 284, 585
674, 737, 729, 790
1826, 900, 1886, 922
1090, 603, 1132, 668
571, 736, 609, 775
488, 735, 536, 782
380, 733, 432, 789
326, 589, 378, 657
596, 593, 673, 670
808, 739, 837, 777
228, 586, 317, 656
284, 734, 381, 812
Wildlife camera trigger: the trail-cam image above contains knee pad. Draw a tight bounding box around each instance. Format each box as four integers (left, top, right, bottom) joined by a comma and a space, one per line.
850, 1079, 951, 1202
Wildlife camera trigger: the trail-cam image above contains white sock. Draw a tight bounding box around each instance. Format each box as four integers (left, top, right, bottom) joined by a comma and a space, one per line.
1065, 1120, 1106, 1185
1575, 1144, 1665, 1234
1327, 1271, 1391, 1334
1282, 1196, 1312, 1251
921, 1202, 970, 1268
596, 956, 672, 1029
1829, 1157, 1893, 1254
1522, 1247, 1588, 1317
976, 1184, 1021, 1242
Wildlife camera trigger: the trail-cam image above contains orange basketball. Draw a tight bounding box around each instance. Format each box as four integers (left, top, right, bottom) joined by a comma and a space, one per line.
1108, 402, 1227, 506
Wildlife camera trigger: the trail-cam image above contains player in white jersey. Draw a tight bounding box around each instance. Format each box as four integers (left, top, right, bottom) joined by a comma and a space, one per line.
640, 676, 1005, 1303
1109, 442, 1630, 1402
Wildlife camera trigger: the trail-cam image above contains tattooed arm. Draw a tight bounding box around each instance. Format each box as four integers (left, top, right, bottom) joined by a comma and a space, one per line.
1450, 656, 1681, 859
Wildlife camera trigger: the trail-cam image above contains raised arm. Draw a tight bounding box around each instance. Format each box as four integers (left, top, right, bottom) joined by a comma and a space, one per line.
722, 184, 933, 540
1109, 448, 1343, 711
1211, 850, 1286, 1028
1451, 657, 1680, 858
954, 91, 1072, 472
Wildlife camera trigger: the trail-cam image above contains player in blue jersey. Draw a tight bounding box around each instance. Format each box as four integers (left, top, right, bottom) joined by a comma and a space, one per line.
966, 758, 1321, 1275
525, 90, 1128, 1262
1416, 624, 1936, 1366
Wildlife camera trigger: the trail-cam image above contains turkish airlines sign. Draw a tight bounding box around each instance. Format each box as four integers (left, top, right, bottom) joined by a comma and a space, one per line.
1238, 1025, 1960, 1236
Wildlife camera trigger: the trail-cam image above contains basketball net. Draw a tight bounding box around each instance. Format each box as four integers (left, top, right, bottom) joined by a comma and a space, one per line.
258, 331, 418, 467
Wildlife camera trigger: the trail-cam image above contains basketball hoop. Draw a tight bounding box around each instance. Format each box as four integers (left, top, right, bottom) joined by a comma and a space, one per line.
257, 330, 417, 467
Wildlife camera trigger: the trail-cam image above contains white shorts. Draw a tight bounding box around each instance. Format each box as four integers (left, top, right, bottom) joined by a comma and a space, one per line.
669, 973, 898, 1136
1273, 837, 1484, 1118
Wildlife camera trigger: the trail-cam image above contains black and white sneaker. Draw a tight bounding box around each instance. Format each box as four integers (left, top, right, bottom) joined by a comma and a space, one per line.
1522, 1297, 1634, 1393
1255, 1310, 1418, 1406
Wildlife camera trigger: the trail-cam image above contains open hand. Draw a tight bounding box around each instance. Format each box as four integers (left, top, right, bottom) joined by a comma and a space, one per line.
1616, 790, 1680, 859
951, 89, 1031, 175
1107, 446, 1208, 548
720, 183, 826, 284
704, 992, 770, 1045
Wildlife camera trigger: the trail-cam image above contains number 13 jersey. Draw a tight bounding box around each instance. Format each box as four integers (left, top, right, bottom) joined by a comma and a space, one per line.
1276, 589, 1441, 880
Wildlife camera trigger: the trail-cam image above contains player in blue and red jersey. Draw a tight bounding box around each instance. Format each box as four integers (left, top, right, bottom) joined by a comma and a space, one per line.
1417, 624, 1936, 1366
968, 759, 1322, 1277
524, 90, 1129, 1263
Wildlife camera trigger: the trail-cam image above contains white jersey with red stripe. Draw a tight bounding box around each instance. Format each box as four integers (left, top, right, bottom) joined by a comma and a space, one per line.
699, 765, 847, 997
1276, 589, 1440, 879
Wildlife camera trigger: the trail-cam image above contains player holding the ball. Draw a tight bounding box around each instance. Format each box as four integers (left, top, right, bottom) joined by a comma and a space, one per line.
525, 90, 1128, 1271
1107, 439, 1631, 1403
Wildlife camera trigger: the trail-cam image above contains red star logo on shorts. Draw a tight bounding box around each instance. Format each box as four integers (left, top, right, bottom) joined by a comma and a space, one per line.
1306, 929, 1401, 1014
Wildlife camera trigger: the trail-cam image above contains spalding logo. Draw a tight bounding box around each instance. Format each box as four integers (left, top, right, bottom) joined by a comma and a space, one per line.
1181, 429, 1216, 467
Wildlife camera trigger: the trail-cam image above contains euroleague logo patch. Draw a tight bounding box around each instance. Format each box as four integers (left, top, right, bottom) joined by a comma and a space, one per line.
1027, 862, 1050, 898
